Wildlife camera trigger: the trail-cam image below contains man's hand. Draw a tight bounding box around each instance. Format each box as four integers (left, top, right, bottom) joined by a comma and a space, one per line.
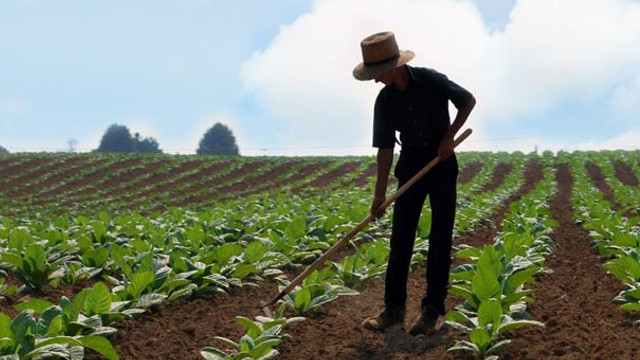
371, 194, 387, 219
438, 135, 454, 160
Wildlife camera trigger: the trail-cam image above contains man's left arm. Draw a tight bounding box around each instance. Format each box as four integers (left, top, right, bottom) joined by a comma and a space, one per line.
438, 95, 475, 159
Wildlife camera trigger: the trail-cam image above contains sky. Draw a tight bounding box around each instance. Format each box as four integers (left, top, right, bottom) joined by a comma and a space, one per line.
1, 0, 639, 156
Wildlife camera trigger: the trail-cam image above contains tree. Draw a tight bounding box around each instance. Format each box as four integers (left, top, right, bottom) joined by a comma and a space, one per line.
197, 123, 239, 155
133, 133, 162, 154
95, 124, 134, 153
0, 145, 8, 154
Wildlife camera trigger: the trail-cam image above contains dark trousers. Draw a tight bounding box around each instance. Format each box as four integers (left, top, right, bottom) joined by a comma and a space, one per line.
384, 150, 457, 315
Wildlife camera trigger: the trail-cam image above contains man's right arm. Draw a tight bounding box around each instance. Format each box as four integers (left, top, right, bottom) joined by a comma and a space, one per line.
371, 147, 393, 219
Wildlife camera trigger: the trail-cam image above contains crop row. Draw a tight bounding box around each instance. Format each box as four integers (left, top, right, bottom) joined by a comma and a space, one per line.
0, 152, 517, 358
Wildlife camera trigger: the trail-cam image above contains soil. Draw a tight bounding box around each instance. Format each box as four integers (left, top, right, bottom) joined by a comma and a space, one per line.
172, 160, 269, 206
0, 156, 85, 194
7, 156, 96, 199
457, 162, 483, 185
0, 157, 54, 192
500, 164, 640, 360
92, 158, 535, 360
292, 161, 362, 193
354, 162, 377, 189
613, 161, 639, 187
477, 162, 513, 193
585, 162, 616, 207
30, 158, 143, 204
5, 157, 640, 360
133, 160, 232, 200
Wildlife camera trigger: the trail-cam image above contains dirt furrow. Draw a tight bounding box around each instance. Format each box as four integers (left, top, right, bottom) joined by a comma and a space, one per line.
585, 162, 617, 207
132, 160, 231, 200
172, 160, 270, 206
614, 161, 639, 187
0, 157, 53, 192
7, 156, 97, 199
457, 161, 483, 185
292, 161, 362, 193
501, 164, 640, 360
476, 162, 513, 193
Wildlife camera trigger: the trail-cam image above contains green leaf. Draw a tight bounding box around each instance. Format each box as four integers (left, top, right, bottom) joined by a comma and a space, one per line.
127, 271, 155, 299
36, 306, 64, 337
497, 318, 544, 334
469, 328, 491, 353
448, 285, 478, 308
10, 311, 34, 350
248, 339, 282, 358
477, 299, 502, 334
213, 243, 244, 265
0, 354, 20, 360
236, 317, 262, 338
604, 256, 640, 283
472, 267, 501, 302
487, 339, 512, 354
213, 336, 239, 349
24, 244, 47, 270
0, 253, 24, 270
446, 340, 478, 354
245, 242, 268, 263
201, 347, 230, 360
503, 266, 539, 296
136, 293, 166, 308
85, 282, 112, 316
34, 336, 82, 348
167, 283, 198, 302
14, 299, 54, 314
233, 264, 259, 279
620, 303, 640, 311
111, 244, 133, 280
0, 313, 12, 339
82, 248, 110, 268
80, 335, 119, 360
294, 288, 312, 313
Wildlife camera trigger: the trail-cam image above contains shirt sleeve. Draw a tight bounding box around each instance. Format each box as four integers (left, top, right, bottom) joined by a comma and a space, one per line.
372, 91, 395, 149
435, 71, 473, 109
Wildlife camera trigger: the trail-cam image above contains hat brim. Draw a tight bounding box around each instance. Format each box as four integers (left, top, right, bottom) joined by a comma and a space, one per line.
352, 50, 415, 81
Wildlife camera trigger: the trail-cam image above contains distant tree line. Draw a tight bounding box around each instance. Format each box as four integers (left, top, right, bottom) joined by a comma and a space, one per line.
95, 122, 239, 155
0, 145, 8, 154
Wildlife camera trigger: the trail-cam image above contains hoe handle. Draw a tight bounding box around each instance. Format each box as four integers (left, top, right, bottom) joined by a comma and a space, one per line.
263, 128, 473, 308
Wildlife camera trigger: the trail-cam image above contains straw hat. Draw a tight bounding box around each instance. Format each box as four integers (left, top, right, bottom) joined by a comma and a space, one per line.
353, 31, 415, 81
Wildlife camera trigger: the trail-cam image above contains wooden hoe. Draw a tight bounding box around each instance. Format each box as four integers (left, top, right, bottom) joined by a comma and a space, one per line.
260, 128, 473, 314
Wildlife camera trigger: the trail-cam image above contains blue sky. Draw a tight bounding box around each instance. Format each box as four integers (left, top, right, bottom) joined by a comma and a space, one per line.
1, 0, 639, 155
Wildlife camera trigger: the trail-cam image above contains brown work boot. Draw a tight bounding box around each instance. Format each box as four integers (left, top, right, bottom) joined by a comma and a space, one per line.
362, 308, 405, 332
408, 306, 439, 336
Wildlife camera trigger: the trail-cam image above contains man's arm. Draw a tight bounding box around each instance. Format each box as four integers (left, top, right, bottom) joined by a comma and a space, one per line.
371, 147, 394, 219
438, 95, 476, 159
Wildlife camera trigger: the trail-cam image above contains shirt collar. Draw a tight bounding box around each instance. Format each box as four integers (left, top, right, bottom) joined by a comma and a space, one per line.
405, 64, 416, 83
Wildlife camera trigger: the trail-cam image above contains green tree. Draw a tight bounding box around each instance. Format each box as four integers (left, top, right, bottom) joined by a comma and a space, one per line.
197, 123, 239, 155
0, 145, 8, 154
133, 133, 162, 153
95, 124, 134, 153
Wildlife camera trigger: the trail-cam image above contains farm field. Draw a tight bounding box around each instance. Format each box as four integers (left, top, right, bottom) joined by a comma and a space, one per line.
1, 150, 640, 360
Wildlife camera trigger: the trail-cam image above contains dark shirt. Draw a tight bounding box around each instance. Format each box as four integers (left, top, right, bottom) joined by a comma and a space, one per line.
372, 65, 473, 150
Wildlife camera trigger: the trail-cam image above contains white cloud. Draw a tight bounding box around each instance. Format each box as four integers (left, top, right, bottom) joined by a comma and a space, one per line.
574, 128, 640, 151
240, 0, 640, 155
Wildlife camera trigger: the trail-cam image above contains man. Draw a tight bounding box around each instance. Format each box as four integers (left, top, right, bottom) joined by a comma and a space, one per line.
352, 31, 475, 335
